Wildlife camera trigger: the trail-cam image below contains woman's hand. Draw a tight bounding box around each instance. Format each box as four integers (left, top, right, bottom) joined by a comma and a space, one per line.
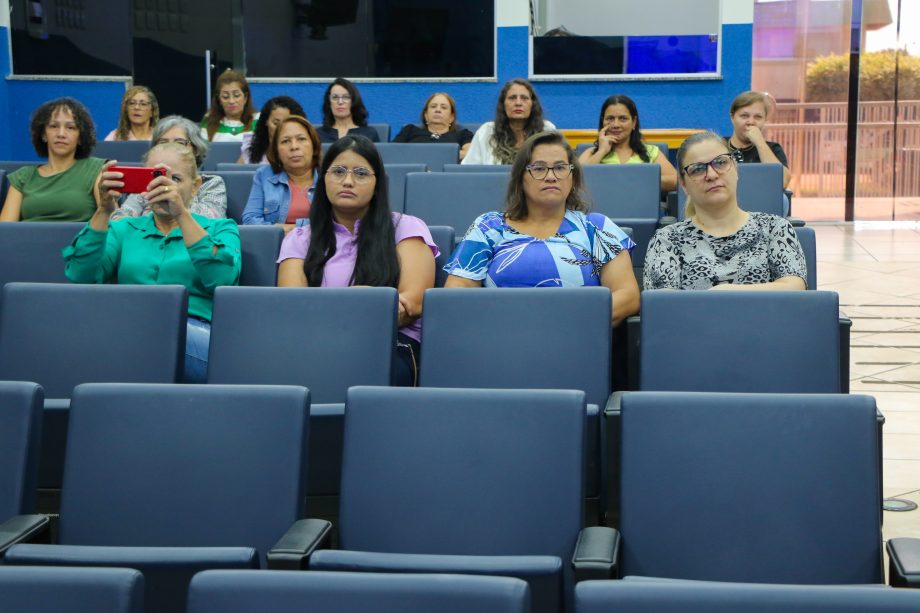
95, 160, 125, 215
142, 163, 189, 219
595, 129, 615, 156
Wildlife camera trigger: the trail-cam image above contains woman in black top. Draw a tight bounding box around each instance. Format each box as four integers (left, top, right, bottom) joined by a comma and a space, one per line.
316, 78, 379, 143
393, 92, 473, 159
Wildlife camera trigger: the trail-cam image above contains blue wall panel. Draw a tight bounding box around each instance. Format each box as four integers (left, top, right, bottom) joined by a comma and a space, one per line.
0, 23, 751, 160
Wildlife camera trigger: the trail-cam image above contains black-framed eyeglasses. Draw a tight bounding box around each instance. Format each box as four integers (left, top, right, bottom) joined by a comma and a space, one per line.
326, 166, 375, 183
127, 100, 152, 108
526, 163, 574, 181
681, 154, 734, 179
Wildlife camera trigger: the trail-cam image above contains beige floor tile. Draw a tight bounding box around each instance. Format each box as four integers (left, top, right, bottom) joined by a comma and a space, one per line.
822, 275, 920, 298
849, 318, 919, 333
882, 411, 920, 435
842, 305, 920, 319
884, 434, 920, 461
853, 331, 920, 350
883, 459, 920, 492
869, 391, 920, 411
873, 363, 920, 386
815, 262, 878, 285
851, 378, 920, 393
882, 489, 920, 541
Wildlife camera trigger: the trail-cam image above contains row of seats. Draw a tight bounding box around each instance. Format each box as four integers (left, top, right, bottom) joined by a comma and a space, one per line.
1, 381, 914, 612
7, 567, 919, 613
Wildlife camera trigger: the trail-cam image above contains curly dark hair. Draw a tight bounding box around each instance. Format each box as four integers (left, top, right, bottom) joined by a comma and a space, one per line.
491, 78, 546, 165
247, 96, 306, 164
321, 78, 369, 128
30, 97, 96, 159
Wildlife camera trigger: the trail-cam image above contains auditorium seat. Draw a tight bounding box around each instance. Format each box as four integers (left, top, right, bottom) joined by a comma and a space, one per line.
0, 283, 187, 490
4, 383, 328, 613
375, 142, 460, 170
207, 286, 396, 496
575, 579, 920, 612
188, 570, 530, 613
426, 225, 455, 287
0, 222, 84, 287
443, 164, 510, 172
614, 392, 882, 584
420, 287, 613, 521
92, 140, 151, 163
386, 163, 427, 213
237, 225, 284, 286
309, 386, 616, 613
211, 170, 254, 223
201, 142, 243, 171
404, 171, 507, 236
0, 381, 48, 557
0, 566, 144, 613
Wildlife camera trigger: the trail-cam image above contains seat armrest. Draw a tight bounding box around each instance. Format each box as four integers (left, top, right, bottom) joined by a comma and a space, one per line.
887, 538, 920, 587
658, 216, 677, 228
572, 526, 620, 581
0, 514, 51, 556
267, 518, 332, 570
604, 391, 625, 419
788, 216, 806, 227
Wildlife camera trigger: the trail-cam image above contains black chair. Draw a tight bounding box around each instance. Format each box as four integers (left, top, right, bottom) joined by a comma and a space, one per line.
207, 286, 397, 497
5, 383, 327, 613
211, 170, 255, 223
237, 225, 284, 287
201, 142, 243, 171
0, 222, 84, 287
0, 381, 48, 557
92, 140, 151, 163
0, 566, 144, 613
576, 578, 920, 611
614, 391, 882, 584
188, 570, 530, 613
0, 283, 187, 490
309, 386, 616, 613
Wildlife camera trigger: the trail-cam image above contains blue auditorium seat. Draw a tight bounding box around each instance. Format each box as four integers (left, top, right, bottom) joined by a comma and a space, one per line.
443, 164, 510, 172
216, 162, 263, 171
0, 566, 144, 613
5, 383, 327, 613
201, 141, 243, 171
237, 225, 283, 287
0, 381, 48, 556
375, 142, 460, 170
404, 171, 507, 237
212, 170, 254, 223
369, 123, 390, 142
614, 392, 882, 584
0, 222, 84, 287
426, 225, 455, 287
309, 387, 615, 613
188, 570, 530, 613
0, 283, 187, 490
576, 579, 920, 612
386, 162, 427, 213
207, 286, 396, 496
92, 140, 151, 163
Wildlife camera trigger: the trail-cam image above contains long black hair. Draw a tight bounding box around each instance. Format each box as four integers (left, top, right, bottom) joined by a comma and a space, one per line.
247, 96, 305, 163
594, 94, 650, 163
303, 135, 399, 288
321, 78, 369, 128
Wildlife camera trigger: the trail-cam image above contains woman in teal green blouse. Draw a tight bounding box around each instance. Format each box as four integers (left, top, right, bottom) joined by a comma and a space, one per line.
64, 142, 241, 382
1, 97, 106, 222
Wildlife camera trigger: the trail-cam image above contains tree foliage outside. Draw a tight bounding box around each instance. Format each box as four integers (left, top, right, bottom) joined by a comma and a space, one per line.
806, 49, 920, 102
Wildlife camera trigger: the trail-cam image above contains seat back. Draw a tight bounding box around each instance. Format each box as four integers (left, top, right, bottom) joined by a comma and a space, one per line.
341, 386, 585, 558
376, 143, 459, 170
0, 566, 143, 613
189, 570, 530, 613
404, 172, 508, 239
618, 391, 882, 583
385, 163, 427, 213
442, 164, 511, 173
369, 123, 391, 142
201, 142, 243, 171
794, 226, 817, 290
92, 140, 151, 163
576, 580, 920, 612
0, 283, 187, 398
212, 170, 255, 223
420, 288, 611, 406
0, 381, 43, 517
0, 222, 84, 287
59, 383, 310, 561
427, 225, 455, 287
216, 163, 264, 172
237, 225, 283, 287
677, 163, 785, 219
207, 287, 396, 403
639, 290, 840, 393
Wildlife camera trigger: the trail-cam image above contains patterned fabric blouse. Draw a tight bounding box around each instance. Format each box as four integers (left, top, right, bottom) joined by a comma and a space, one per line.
445, 209, 635, 287
643, 212, 807, 290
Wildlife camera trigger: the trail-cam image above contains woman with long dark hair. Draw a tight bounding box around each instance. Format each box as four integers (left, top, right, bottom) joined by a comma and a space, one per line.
578, 94, 677, 191
316, 78, 379, 143
276, 135, 438, 385
462, 78, 555, 165
239, 96, 306, 164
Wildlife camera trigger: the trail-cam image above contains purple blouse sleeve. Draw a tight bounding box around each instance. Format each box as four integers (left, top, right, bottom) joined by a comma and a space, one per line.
393, 214, 440, 258
277, 226, 311, 262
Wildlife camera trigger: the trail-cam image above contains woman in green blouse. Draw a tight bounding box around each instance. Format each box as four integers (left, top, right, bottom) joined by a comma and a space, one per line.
1, 97, 106, 222
64, 142, 241, 382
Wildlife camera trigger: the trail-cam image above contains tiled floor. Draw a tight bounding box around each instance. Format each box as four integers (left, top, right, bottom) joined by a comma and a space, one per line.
812, 222, 920, 545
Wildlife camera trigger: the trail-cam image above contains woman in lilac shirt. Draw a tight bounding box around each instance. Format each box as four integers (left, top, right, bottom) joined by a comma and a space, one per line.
277, 135, 438, 386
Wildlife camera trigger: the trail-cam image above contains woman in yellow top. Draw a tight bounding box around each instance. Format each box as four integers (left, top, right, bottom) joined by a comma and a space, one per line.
578, 94, 677, 192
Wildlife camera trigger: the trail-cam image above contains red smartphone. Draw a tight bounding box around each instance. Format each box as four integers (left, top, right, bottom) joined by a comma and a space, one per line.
108, 166, 166, 194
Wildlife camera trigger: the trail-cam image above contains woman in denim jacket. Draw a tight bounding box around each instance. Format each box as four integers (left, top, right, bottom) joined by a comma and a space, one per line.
242, 116, 321, 232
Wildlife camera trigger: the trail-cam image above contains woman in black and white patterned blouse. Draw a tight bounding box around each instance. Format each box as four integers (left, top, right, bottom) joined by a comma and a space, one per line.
643, 131, 806, 291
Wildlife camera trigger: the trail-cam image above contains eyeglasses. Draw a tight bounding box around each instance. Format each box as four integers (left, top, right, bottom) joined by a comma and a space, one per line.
525, 163, 574, 181
219, 91, 244, 100
681, 154, 734, 179
330, 94, 352, 103
127, 100, 151, 108
156, 138, 191, 147
326, 166, 375, 184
